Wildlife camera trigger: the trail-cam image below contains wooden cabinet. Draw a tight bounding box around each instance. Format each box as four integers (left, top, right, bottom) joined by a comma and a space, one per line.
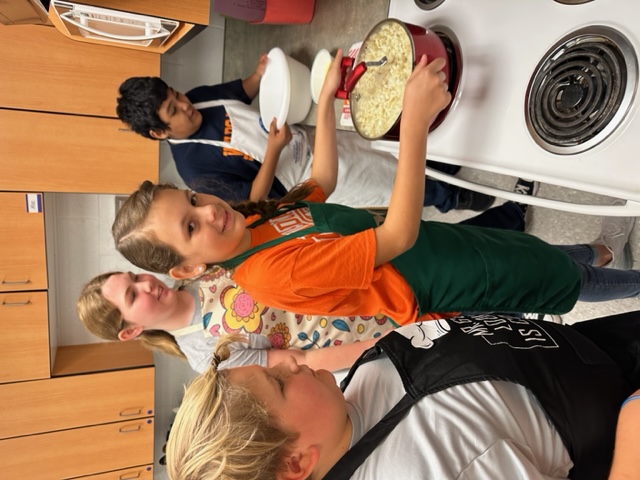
1, 419, 154, 479
0, 192, 50, 384
0, 368, 154, 439
0, 291, 50, 384
0, 192, 47, 292
0, 24, 159, 194
0, 16, 160, 477
0, 109, 158, 193
0, 341, 155, 479
0, 24, 159, 117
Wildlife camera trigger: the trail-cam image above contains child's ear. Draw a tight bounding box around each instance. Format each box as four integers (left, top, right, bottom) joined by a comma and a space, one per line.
169, 263, 206, 280
277, 446, 319, 480
118, 326, 144, 341
149, 129, 169, 140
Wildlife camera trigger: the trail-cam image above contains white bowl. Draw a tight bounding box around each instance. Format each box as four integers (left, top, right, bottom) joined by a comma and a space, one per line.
310, 49, 333, 104
259, 47, 312, 129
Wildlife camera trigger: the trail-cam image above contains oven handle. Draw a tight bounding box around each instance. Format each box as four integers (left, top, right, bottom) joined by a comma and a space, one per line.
424, 167, 640, 216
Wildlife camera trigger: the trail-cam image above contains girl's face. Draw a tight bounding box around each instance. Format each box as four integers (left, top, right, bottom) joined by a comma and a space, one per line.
146, 189, 250, 278
102, 272, 177, 331
225, 356, 351, 456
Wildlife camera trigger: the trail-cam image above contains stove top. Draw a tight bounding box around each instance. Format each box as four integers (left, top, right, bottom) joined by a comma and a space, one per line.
375, 0, 640, 215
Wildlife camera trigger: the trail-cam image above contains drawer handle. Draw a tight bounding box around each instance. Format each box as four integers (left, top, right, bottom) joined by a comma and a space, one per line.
2, 279, 31, 285
120, 472, 142, 480
2, 299, 31, 306
119, 424, 142, 433
120, 408, 143, 417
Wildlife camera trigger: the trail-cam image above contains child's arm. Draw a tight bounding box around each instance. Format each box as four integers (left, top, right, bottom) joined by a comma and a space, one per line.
266, 334, 386, 372
308, 49, 343, 198
608, 389, 640, 480
249, 118, 293, 201
242, 53, 268, 100
373, 56, 451, 267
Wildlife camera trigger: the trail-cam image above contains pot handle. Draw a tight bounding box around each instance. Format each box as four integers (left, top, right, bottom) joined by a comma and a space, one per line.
335, 57, 368, 99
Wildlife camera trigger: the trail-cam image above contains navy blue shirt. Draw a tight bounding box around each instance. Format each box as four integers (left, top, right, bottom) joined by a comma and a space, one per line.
169, 79, 288, 202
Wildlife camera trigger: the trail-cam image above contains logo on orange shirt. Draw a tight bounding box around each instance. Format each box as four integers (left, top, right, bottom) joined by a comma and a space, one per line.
269, 207, 314, 236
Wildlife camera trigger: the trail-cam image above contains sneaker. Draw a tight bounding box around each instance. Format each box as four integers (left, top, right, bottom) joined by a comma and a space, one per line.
520, 312, 564, 324
456, 189, 495, 211
513, 178, 540, 217
592, 201, 636, 269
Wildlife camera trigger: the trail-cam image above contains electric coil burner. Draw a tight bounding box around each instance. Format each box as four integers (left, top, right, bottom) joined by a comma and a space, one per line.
554, 0, 594, 4
526, 26, 637, 155
415, 0, 446, 10
374, 0, 640, 215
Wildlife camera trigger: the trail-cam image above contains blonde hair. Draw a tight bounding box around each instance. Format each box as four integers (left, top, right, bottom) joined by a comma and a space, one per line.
77, 271, 186, 359
167, 334, 298, 480
113, 180, 316, 274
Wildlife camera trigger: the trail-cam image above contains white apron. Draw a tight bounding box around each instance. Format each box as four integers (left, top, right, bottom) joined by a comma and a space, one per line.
167, 99, 311, 194
169, 99, 399, 208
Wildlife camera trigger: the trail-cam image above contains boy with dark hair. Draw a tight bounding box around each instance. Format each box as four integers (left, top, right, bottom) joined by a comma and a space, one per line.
117, 76, 170, 138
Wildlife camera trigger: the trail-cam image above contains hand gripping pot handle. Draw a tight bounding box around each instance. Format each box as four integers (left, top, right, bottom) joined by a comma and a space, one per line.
335, 57, 370, 99
334, 20, 450, 101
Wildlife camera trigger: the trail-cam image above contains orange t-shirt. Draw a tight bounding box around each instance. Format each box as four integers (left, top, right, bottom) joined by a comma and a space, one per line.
232, 182, 421, 325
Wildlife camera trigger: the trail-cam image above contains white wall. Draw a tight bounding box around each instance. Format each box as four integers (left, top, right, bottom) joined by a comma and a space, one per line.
47, 8, 227, 479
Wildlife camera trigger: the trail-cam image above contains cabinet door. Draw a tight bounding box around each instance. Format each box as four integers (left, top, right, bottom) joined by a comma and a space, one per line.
0, 192, 47, 292
0, 291, 49, 384
0, 25, 160, 117
0, 419, 154, 479
0, 109, 158, 193
0, 367, 154, 439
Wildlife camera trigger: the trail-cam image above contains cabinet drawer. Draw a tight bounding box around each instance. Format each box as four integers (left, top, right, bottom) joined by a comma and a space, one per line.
0, 109, 158, 194
0, 192, 47, 292
72, 464, 153, 480
0, 419, 154, 479
0, 367, 154, 439
0, 291, 49, 384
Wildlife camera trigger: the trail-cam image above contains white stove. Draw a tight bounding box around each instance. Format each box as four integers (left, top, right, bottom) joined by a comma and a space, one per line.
374, 0, 640, 215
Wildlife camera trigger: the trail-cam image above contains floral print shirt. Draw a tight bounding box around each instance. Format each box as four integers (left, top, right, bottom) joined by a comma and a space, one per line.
171, 268, 398, 372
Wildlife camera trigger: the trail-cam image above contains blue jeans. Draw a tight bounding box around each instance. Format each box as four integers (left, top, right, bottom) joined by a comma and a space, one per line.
425, 160, 462, 211
555, 244, 640, 302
